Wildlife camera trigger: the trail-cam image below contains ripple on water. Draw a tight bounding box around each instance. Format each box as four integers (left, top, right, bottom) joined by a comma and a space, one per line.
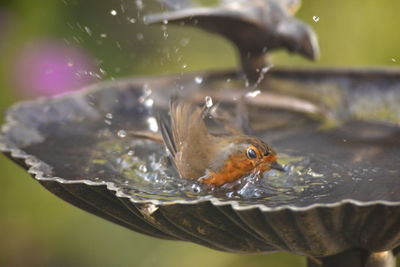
88, 135, 338, 207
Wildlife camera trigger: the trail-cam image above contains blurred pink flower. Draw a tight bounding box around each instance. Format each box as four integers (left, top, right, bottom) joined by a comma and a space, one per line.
12, 40, 97, 98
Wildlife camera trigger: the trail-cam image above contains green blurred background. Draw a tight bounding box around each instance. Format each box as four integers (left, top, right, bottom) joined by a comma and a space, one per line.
1, 0, 400, 266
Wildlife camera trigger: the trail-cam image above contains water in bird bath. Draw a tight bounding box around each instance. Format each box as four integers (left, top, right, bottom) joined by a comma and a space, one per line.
84, 132, 332, 207
21, 94, 399, 208
11, 68, 397, 209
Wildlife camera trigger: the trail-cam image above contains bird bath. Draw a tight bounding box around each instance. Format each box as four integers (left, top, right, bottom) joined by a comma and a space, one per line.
1, 68, 400, 267
2, 0, 400, 266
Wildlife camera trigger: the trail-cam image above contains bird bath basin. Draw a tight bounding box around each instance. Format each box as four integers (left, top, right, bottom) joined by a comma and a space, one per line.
1, 67, 400, 267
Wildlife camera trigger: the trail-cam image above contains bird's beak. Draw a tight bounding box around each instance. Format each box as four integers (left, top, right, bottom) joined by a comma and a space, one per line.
270, 161, 285, 172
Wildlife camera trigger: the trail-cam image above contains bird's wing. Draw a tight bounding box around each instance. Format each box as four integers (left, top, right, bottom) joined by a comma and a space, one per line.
159, 113, 177, 158
159, 98, 212, 178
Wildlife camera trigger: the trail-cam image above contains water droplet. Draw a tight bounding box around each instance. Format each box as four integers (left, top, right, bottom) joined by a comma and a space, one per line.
67, 61, 74, 67
182, 64, 187, 69
392, 58, 397, 62
147, 117, 159, 132
261, 65, 273, 74
191, 184, 202, 193
137, 33, 144, 40
144, 99, 154, 107
117, 130, 127, 138
100, 33, 107, 38
142, 85, 152, 97
246, 90, 261, 98
136, 0, 144, 10
180, 38, 190, 47
110, 9, 117, 16
129, 18, 137, 23
205, 96, 213, 108
139, 164, 147, 173
313, 16, 319, 22
127, 150, 134, 156
194, 76, 203, 84
84, 26, 92, 36
105, 113, 113, 119
163, 19, 168, 24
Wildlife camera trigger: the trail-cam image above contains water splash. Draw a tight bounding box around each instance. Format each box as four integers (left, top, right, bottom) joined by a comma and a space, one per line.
89, 137, 333, 206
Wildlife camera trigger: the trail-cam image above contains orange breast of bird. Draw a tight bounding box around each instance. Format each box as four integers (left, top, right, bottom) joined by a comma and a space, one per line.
201, 153, 278, 186
201, 154, 257, 186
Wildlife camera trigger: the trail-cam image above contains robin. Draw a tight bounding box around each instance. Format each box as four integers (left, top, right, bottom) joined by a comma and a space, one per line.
158, 98, 283, 186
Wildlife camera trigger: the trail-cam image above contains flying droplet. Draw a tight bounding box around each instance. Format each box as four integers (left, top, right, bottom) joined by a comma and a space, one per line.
205, 96, 213, 108
136, 0, 144, 10
137, 33, 144, 40
147, 117, 159, 132
194, 76, 203, 84
313, 16, 319, 22
246, 90, 261, 98
105, 113, 113, 119
180, 38, 190, 47
117, 129, 127, 138
110, 10, 117, 16
84, 26, 92, 36
392, 58, 397, 62
144, 98, 154, 107
138, 164, 147, 173
100, 33, 107, 38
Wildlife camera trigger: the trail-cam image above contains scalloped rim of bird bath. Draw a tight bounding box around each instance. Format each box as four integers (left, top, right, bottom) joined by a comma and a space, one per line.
1, 70, 400, 213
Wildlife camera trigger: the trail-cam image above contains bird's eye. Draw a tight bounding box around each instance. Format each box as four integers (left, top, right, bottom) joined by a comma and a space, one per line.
247, 148, 257, 159
264, 151, 270, 156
